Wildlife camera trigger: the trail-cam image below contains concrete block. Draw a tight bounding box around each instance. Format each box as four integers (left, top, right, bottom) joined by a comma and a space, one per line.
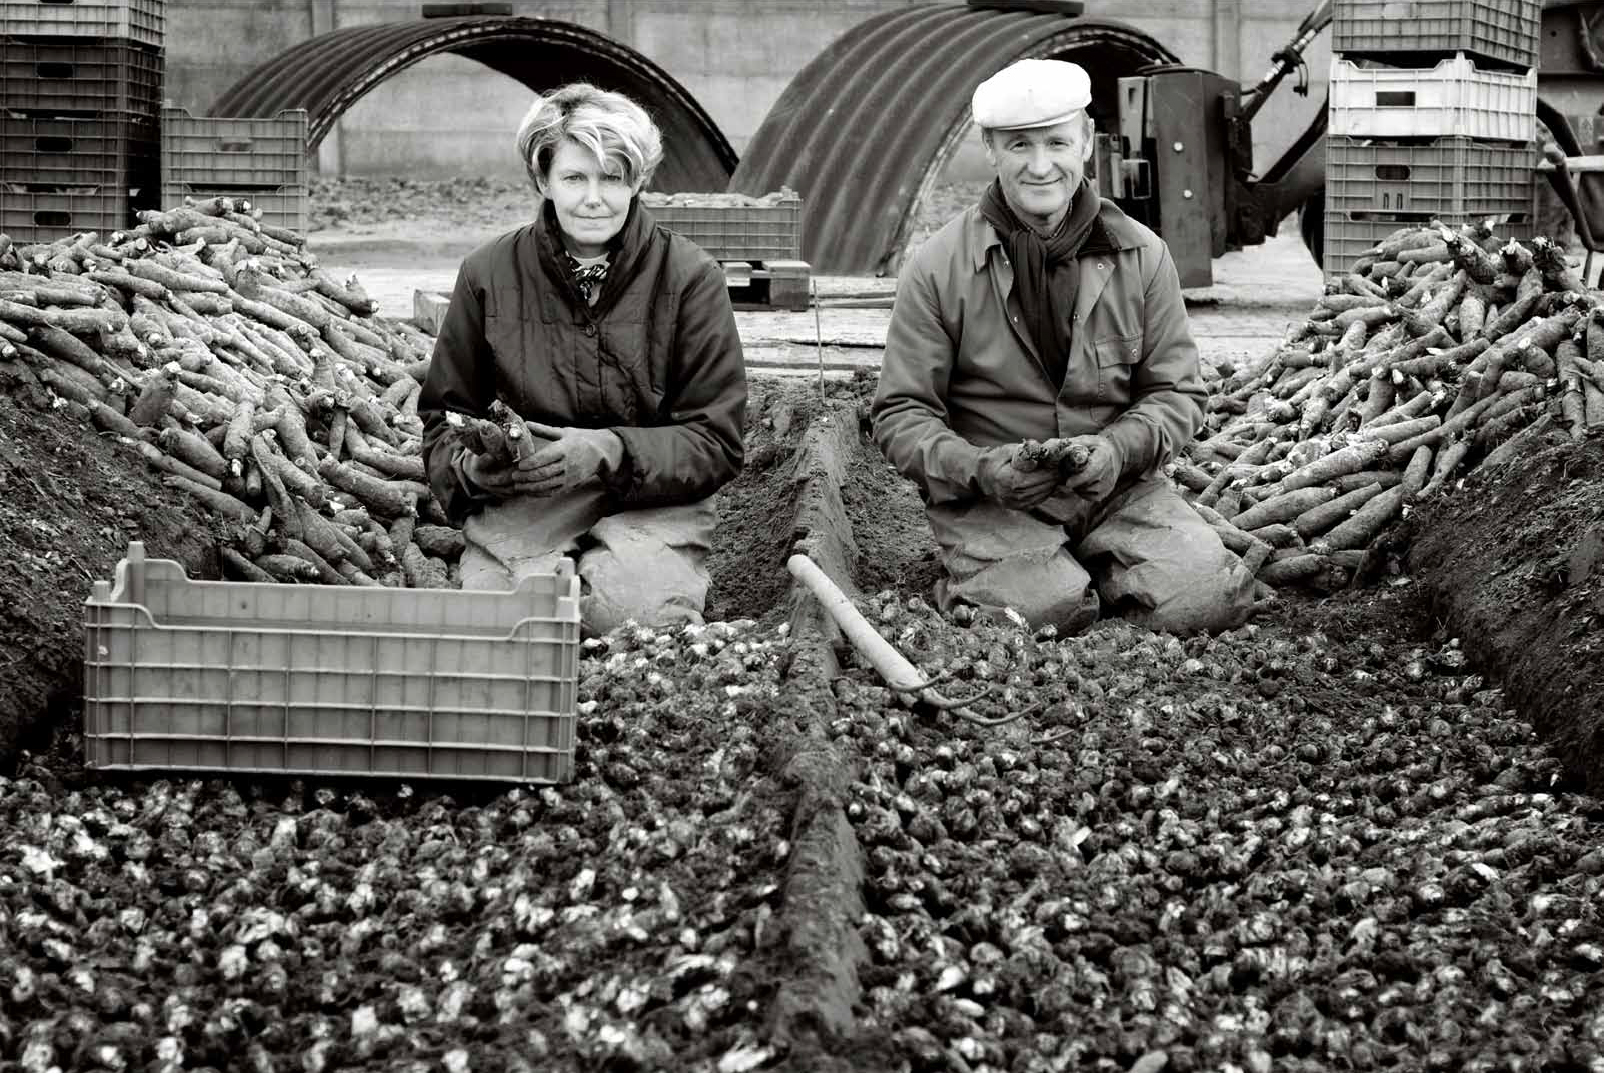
768, 266, 811, 312
413, 289, 451, 335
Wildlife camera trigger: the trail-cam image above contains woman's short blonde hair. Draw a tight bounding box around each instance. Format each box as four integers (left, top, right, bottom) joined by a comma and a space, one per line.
515, 83, 664, 191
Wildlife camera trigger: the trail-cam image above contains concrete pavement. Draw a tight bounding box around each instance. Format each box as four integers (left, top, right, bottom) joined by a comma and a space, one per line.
310, 225, 1324, 378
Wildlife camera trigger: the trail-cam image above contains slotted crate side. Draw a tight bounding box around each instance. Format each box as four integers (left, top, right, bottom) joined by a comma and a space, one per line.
0, 36, 162, 116
643, 196, 803, 262
0, 111, 157, 186
0, 183, 135, 241
0, 0, 163, 49
1322, 211, 1535, 277
1328, 53, 1537, 142
1331, 0, 1541, 69
82, 544, 580, 783
160, 107, 308, 190
1325, 136, 1537, 220
160, 181, 307, 234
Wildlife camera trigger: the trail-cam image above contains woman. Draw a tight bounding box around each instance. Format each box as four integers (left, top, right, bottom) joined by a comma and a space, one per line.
419, 83, 746, 634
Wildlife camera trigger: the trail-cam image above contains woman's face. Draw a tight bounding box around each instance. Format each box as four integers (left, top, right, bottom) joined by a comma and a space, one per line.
538, 137, 641, 257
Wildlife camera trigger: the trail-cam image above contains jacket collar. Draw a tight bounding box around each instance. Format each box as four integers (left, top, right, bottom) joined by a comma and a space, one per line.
537, 197, 653, 310
968, 197, 1136, 273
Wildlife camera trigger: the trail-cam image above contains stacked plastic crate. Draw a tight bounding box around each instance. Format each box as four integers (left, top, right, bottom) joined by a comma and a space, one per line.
160, 105, 309, 235
0, 0, 163, 241
1324, 0, 1543, 275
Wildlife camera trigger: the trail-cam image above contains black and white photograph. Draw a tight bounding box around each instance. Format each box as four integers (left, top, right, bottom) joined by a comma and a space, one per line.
1, 1, 1602, 1069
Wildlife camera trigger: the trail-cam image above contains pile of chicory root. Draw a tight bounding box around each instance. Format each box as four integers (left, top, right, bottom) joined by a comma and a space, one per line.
1167, 223, 1602, 592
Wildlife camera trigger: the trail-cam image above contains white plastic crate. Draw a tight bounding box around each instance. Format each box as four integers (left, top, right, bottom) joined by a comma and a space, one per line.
83, 542, 581, 783
1328, 54, 1537, 142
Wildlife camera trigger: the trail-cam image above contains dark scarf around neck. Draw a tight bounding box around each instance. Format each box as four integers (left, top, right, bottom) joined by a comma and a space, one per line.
537, 197, 649, 310
979, 177, 1102, 386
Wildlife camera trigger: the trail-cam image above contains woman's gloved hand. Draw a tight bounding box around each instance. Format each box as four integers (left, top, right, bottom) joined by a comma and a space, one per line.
976, 444, 1061, 510
460, 449, 534, 499
519, 421, 625, 497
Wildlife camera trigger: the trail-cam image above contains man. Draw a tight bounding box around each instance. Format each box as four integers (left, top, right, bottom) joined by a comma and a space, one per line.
871, 58, 1256, 636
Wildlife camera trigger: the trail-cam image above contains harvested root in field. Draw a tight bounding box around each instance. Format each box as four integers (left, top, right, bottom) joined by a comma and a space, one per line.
1189, 218, 1598, 592
1015, 437, 1091, 473
1, 202, 446, 589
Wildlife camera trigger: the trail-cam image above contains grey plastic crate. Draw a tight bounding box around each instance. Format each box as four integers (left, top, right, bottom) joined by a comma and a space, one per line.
83, 542, 581, 783
160, 180, 307, 236
1325, 135, 1537, 222
1331, 0, 1540, 70
0, 36, 162, 117
0, 0, 163, 49
1, 111, 156, 187
1323, 211, 1534, 276
642, 192, 803, 262
0, 181, 140, 241
160, 107, 308, 190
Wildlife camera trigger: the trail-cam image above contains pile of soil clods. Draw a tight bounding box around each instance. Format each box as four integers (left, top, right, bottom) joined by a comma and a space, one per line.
0, 389, 220, 770
829, 586, 1604, 1072
0, 620, 807, 1073
708, 375, 939, 624
1407, 430, 1604, 797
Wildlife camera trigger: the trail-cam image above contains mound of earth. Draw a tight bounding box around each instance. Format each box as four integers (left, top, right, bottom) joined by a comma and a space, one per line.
1407, 425, 1604, 795
0, 375, 222, 770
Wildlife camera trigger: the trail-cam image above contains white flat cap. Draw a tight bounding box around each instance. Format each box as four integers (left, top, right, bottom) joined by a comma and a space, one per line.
971, 58, 1092, 131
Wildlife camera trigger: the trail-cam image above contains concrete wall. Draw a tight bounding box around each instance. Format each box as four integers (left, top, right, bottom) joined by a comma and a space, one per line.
162, 0, 1329, 181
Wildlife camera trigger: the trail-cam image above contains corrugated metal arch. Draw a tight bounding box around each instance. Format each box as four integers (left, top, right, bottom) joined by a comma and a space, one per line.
209, 16, 736, 193
730, 3, 1181, 275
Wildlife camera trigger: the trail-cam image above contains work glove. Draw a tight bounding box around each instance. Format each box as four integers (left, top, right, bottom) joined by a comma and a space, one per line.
975, 444, 1061, 511
459, 447, 536, 500
518, 421, 625, 498
1057, 435, 1122, 502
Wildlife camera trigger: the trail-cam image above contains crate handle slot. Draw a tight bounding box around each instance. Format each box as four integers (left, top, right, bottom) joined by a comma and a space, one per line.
1373, 164, 1411, 181
35, 62, 76, 80
33, 211, 72, 227
36, 136, 74, 153
216, 138, 255, 153
1374, 91, 1415, 109
40, 0, 80, 6
1352, 210, 1434, 223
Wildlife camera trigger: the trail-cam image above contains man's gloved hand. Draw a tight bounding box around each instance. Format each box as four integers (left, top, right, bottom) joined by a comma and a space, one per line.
976, 444, 1061, 511
1058, 435, 1122, 501
518, 421, 625, 497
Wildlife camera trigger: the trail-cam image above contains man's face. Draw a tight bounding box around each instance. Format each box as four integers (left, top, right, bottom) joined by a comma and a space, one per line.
983, 115, 1094, 234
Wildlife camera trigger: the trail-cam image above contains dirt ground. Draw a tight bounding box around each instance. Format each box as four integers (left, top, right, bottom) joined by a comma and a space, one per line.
705, 376, 942, 626
1407, 425, 1604, 797
2, 356, 1603, 1071
0, 376, 221, 769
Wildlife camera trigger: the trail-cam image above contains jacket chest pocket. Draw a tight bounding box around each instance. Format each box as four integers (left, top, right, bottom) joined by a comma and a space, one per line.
596, 318, 653, 423
1093, 333, 1142, 405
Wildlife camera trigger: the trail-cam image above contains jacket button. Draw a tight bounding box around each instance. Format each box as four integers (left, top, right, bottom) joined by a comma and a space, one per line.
1097, 262, 1106, 270
584, 323, 596, 337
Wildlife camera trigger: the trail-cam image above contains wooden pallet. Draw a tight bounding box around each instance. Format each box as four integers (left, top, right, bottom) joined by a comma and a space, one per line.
722, 258, 811, 312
